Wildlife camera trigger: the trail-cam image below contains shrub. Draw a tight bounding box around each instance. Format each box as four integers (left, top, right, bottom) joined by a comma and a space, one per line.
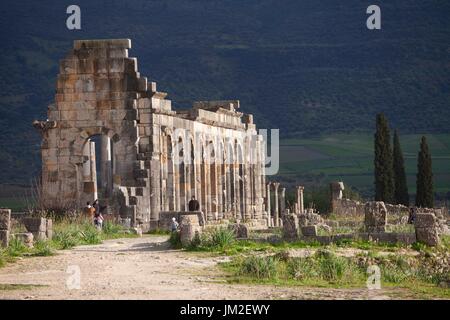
238, 256, 279, 279
169, 231, 182, 249
80, 224, 102, 245
210, 227, 235, 249
53, 229, 79, 249
287, 257, 319, 281
7, 237, 29, 257
0, 249, 6, 267
33, 240, 54, 256
102, 221, 124, 235
315, 250, 354, 282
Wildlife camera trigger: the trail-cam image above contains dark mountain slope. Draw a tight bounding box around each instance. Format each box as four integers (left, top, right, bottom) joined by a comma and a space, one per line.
0, 0, 449, 183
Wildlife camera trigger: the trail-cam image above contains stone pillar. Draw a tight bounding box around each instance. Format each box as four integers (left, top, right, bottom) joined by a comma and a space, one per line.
233, 162, 240, 219
253, 139, 263, 220
0, 209, 11, 248
273, 182, 280, 227
206, 163, 213, 220
280, 187, 286, 216
179, 213, 201, 247
266, 182, 271, 226
89, 141, 98, 200
296, 186, 305, 214
100, 135, 112, 197
244, 164, 252, 220
330, 181, 345, 213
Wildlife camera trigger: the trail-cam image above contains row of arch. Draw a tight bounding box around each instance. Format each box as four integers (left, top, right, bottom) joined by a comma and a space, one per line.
159, 131, 264, 220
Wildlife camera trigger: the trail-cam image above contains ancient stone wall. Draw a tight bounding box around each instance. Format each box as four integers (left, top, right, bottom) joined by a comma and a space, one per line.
35, 39, 267, 231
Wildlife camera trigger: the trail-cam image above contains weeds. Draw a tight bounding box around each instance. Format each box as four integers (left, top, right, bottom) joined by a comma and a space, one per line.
1, 218, 135, 269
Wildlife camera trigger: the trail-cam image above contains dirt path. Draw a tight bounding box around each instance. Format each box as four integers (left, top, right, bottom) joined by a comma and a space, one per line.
0, 235, 413, 300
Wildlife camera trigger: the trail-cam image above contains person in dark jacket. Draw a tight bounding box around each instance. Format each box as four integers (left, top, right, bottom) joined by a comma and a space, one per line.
188, 196, 200, 211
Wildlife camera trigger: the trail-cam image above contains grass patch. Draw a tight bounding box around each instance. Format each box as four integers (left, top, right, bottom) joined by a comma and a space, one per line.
0, 216, 136, 269
148, 228, 171, 235
0, 283, 47, 291
219, 247, 449, 298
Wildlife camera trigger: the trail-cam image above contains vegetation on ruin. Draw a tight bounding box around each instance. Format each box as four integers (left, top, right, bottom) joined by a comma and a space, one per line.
0, 217, 136, 268
219, 248, 450, 298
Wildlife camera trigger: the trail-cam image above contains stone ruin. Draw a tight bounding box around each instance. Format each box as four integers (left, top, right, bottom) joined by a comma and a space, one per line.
364, 201, 387, 233
34, 39, 268, 231
0, 209, 11, 247
0, 209, 52, 248
22, 217, 53, 241
279, 187, 447, 246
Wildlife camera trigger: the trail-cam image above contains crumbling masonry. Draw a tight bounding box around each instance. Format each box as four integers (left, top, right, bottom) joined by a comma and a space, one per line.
34, 39, 267, 231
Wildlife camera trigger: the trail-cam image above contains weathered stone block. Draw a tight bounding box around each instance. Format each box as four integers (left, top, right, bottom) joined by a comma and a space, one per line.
46, 219, 53, 240
0, 208, 11, 230
414, 213, 440, 246
228, 223, 248, 239
179, 214, 201, 247
301, 225, 317, 237
282, 214, 299, 240
22, 217, 47, 233
414, 213, 436, 228
364, 201, 387, 233
0, 230, 10, 247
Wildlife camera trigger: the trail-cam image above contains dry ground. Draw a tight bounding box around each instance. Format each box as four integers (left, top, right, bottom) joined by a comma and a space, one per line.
0, 235, 423, 300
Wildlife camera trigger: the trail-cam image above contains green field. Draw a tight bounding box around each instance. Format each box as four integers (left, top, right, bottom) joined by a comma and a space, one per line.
279, 133, 450, 197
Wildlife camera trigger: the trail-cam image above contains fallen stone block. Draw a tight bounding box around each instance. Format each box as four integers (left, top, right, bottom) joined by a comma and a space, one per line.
282, 214, 299, 240
13, 232, 34, 248
414, 213, 436, 228
414, 213, 440, 246
22, 217, 48, 233
301, 225, 317, 237
228, 223, 248, 239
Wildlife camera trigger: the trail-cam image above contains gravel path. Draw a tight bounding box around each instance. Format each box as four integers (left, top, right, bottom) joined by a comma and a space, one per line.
0, 235, 413, 300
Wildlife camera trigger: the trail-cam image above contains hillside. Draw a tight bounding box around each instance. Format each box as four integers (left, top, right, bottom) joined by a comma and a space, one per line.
0, 0, 449, 184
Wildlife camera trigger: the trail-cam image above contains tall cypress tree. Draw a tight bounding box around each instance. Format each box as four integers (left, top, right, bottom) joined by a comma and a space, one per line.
393, 130, 409, 206
416, 136, 434, 208
374, 113, 394, 203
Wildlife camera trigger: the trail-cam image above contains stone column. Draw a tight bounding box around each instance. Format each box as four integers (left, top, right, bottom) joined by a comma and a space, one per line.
266, 182, 271, 226
89, 141, 98, 200
244, 163, 252, 220
273, 182, 280, 227
280, 187, 286, 216
100, 135, 112, 197
0, 209, 11, 248
226, 163, 232, 213
233, 162, 239, 219
296, 186, 305, 214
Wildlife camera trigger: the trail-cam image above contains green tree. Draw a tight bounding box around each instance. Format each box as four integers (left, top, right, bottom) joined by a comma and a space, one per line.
416, 136, 434, 208
374, 113, 394, 203
393, 130, 409, 206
